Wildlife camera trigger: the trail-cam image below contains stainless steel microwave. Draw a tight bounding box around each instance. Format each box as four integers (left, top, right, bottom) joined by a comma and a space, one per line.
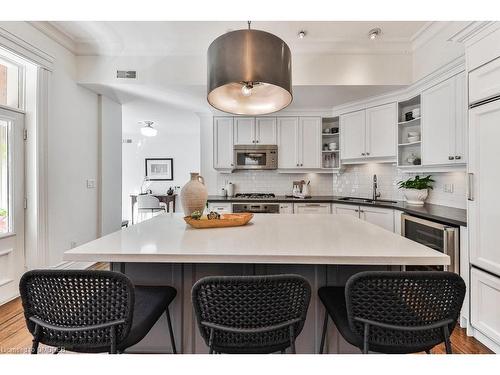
401, 214, 459, 273
233, 144, 278, 170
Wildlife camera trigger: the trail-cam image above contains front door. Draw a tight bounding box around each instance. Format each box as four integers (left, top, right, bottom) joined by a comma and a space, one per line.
0, 107, 25, 304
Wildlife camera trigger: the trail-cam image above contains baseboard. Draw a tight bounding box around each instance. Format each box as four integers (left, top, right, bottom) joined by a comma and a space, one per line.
473, 328, 500, 353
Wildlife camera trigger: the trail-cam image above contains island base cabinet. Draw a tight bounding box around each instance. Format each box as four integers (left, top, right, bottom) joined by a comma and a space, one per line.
112, 262, 399, 354
471, 267, 500, 348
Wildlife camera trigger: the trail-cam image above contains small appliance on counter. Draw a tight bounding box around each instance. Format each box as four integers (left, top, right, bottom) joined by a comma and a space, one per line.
292, 180, 311, 199
226, 182, 234, 197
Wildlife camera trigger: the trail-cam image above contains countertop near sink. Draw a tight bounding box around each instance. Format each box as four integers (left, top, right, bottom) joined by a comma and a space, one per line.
207, 195, 467, 227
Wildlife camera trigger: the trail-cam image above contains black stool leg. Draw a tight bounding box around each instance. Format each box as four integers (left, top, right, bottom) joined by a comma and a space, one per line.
31, 324, 40, 354
319, 312, 328, 354
443, 325, 452, 354
165, 307, 177, 354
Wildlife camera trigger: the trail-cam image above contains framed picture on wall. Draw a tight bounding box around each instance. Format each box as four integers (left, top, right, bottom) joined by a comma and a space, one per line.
145, 158, 174, 181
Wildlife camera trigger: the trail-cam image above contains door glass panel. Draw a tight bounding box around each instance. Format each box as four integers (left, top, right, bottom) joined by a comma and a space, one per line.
0, 57, 20, 109
0, 119, 9, 234
404, 220, 443, 252
236, 152, 267, 166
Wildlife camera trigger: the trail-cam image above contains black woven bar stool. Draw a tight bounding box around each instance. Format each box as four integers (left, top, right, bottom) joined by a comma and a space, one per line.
192, 274, 311, 354
19, 270, 178, 354
318, 271, 466, 354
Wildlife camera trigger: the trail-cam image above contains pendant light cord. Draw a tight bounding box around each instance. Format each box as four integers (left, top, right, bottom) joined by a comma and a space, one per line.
248, 21, 251, 30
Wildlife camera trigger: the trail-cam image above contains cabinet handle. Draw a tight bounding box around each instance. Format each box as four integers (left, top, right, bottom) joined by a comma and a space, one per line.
355, 209, 359, 212
300, 163, 303, 166
296, 163, 299, 167
366, 152, 370, 156
455, 155, 461, 160
231, 163, 234, 166
448, 156, 455, 160
361, 153, 365, 156
305, 204, 321, 207
468, 173, 474, 201
256, 140, 259, 143
359, 210, 365, 213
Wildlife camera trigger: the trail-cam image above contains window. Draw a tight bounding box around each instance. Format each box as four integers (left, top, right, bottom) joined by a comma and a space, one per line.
0, 119, 9, 234
0, 56, 21, 109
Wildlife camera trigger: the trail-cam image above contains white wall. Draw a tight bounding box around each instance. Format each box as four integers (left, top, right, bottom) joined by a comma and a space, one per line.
122, 99, 200, 220
0, 22, 101, 267
99, 95, 122, 236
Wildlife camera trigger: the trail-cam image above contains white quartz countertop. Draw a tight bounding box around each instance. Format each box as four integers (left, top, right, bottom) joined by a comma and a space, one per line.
64, 214, 449, 266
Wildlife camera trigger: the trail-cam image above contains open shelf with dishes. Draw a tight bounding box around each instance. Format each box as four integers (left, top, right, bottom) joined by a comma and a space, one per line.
397, 95, 422, 167
321, 116, 340, 170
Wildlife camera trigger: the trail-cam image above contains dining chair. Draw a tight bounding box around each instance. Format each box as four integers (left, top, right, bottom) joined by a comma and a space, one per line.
318, 271, 466, 354
136, 194, 166, 223
19, 270, 178, 354
192, 274, 311, 354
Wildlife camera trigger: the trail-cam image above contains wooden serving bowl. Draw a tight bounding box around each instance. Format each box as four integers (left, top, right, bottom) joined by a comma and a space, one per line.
184, 213, 254, 229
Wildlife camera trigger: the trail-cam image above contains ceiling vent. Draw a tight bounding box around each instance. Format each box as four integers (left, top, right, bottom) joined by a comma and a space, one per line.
117, 70, 137, 79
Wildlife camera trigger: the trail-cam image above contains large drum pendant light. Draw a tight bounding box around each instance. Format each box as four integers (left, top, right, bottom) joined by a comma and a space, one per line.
207, 22, 292, 115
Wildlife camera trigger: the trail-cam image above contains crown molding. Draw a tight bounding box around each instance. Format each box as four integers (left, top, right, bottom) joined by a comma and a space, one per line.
411, 21, 448, 52
0, 26, 54, 69
29, 21, 77, 55
447, 21, 497, 45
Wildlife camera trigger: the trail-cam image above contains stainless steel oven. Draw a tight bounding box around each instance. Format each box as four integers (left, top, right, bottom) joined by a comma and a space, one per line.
232, 203, 280, 214
233, 144, 278, 170
401, 214, 459, 273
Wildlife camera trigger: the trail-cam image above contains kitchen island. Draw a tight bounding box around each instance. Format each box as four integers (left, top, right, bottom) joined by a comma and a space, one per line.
64, 213, 449, 354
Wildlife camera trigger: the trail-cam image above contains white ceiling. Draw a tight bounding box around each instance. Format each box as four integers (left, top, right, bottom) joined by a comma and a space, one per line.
49, 21, 428, 56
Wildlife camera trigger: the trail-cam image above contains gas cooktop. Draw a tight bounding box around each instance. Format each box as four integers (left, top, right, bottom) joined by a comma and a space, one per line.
234, 193, 276, 199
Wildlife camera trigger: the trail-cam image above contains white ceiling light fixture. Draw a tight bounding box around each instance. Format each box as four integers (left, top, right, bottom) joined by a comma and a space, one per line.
140, 121, 158, 137
298, 31, 306, 39
368, 28, 382, 40
207, 21, 292, 115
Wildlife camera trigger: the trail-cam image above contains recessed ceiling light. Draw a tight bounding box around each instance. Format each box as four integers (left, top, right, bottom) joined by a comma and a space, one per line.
298, 31, 306, 39
368, 28, 382, 40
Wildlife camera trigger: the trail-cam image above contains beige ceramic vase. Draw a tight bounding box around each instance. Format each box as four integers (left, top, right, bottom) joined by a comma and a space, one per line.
181, 172, 208, 216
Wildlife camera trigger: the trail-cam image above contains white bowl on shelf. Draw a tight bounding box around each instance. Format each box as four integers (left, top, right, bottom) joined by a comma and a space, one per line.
407, 135, 420, 143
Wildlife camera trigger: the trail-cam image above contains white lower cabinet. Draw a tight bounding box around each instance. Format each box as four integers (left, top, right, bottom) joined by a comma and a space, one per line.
360, 206, 395, 232
331, 203, 359, 216
279, 203, 293, 214
332, 203, 395, 232
207, 203, 232, 214
294, 203, 331, 214
471, 267, 500, 346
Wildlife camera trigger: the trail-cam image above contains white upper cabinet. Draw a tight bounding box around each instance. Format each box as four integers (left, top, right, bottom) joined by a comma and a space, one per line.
341, 104, 396, 161
277, 117, 321, 169
468, 97, 500, 276
365, 103, 397, 159
299, 117, 321, 168
422, 73, 466, 165
234, 117, 277, 145
233, 117, 256, 145
277, 117, 299, 168
469, 56, 500, 104
255, 117, 277, 144
213, 117, 234, 170
340, 110, 366, 159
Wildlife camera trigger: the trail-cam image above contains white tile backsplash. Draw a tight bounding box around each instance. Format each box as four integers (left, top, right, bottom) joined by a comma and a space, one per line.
332, 164, 467, 209
217, 171, 333, 196
215, 165, 466, 209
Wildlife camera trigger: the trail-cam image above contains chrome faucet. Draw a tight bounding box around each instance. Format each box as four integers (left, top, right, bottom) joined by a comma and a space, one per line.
373, 174, 381, 201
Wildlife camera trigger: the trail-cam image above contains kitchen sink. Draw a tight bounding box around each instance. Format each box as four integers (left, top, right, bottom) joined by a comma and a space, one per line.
337, 197, 398, 205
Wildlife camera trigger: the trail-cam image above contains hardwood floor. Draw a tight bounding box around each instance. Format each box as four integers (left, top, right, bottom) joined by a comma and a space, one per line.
0, 262, 493, 354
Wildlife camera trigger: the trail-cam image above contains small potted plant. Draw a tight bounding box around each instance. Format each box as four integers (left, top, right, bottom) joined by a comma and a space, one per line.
397, 175, 434, 206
